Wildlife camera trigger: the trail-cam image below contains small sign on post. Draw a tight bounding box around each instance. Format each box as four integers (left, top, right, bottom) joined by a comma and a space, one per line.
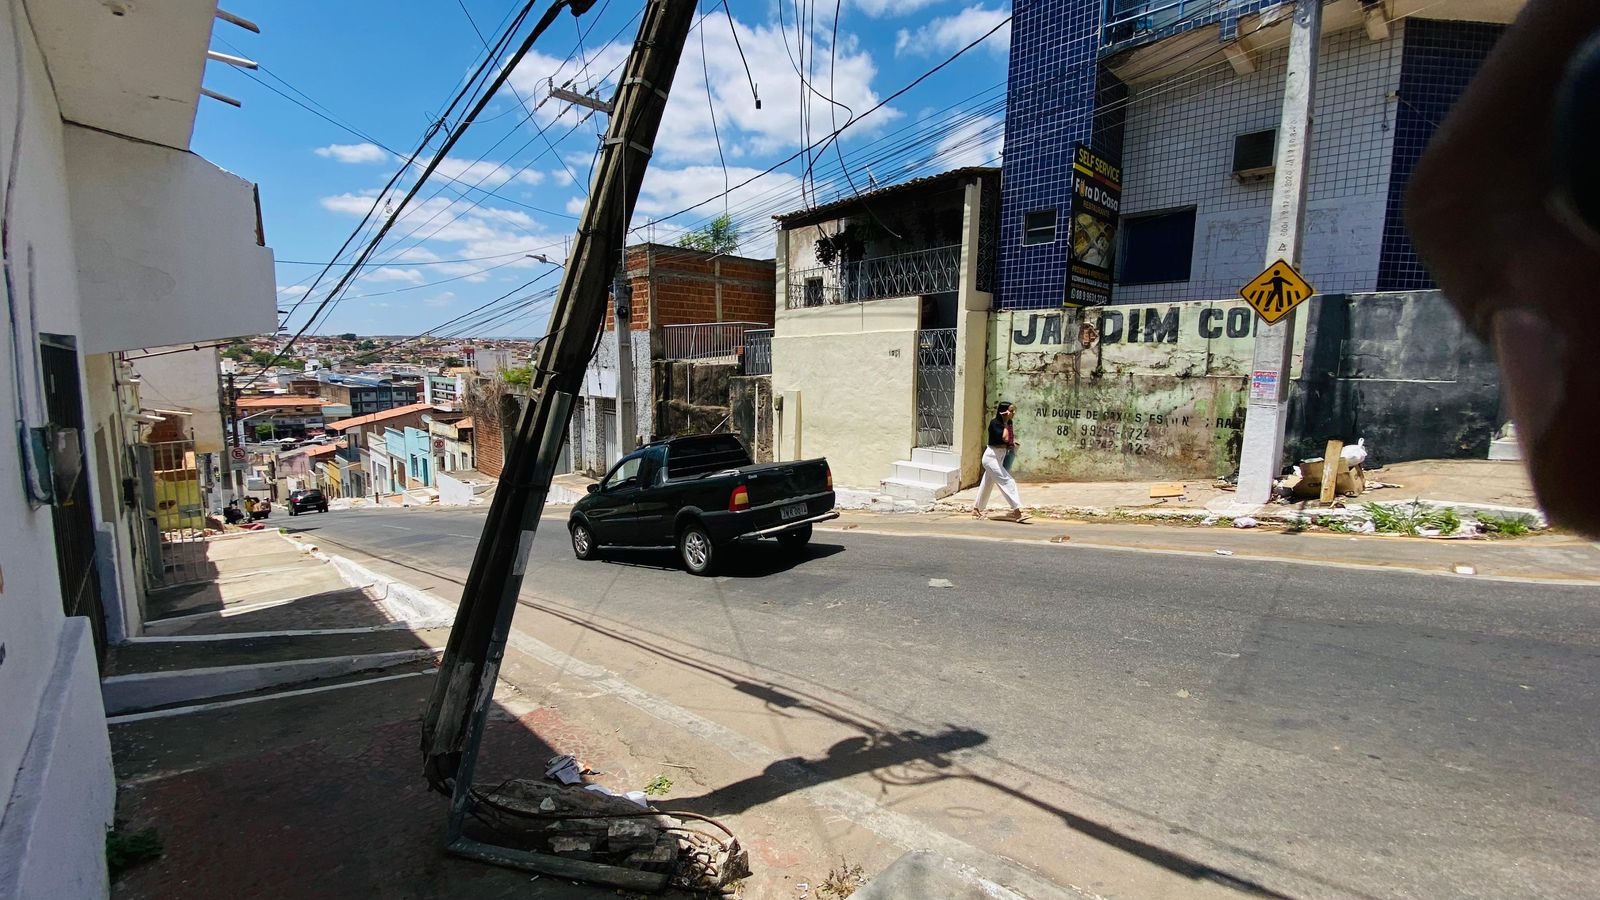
228, 445, 248, 471
1241, 259, 1314, 324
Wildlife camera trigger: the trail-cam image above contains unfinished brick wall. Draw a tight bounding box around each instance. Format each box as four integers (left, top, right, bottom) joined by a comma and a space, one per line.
602, 244, 775, 331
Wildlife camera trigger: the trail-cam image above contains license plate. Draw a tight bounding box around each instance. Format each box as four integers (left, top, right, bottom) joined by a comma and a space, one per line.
780, 502, 807, 520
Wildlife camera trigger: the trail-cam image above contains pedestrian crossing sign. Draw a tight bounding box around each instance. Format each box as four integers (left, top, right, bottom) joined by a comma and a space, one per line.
1240, 259, 1314, 324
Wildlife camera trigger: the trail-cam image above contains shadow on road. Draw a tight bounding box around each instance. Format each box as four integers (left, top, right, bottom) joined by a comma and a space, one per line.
520, 597, 1329, 900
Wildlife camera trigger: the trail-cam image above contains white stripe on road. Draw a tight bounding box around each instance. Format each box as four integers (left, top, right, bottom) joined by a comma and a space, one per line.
377, 524, 409, 531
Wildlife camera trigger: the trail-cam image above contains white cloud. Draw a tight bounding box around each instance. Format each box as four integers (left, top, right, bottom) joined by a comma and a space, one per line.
423, 292, 457, 308
551, 168, 575, 187
314, 143, 391, 164
629, 165, 804, 256
357, 267, 427, 285
854, 0, 951, 16
931, 113, 1004, 167
895, 4, 1010, 56
432, 157, 547, 190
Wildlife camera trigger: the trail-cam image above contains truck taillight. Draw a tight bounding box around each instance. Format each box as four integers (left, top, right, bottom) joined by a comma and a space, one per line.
825, 465, 832, 490
729, 485, 749, 512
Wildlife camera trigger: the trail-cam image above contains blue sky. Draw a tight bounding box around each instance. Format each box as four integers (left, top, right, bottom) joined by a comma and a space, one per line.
193, 0, 1011, 338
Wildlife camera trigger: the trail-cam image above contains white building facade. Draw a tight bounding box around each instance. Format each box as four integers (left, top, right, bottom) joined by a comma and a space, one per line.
0, 2, 275, 896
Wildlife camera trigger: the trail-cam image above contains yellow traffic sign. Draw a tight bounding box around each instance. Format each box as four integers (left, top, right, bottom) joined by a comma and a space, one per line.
1240, 259, 1314, 324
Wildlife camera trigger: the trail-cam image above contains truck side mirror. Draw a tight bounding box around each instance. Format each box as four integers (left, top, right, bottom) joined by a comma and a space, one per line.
586, 483, 600, 494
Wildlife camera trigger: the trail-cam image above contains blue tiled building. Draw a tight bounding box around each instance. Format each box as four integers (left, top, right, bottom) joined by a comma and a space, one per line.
997, 0, 1519, 310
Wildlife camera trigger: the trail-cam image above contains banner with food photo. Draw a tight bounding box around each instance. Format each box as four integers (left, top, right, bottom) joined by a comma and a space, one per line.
1066, 145, 1122, 307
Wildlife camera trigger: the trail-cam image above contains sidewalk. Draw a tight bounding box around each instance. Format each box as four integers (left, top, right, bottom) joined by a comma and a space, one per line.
936, 459, 1541, 520
106, 532, 634, 899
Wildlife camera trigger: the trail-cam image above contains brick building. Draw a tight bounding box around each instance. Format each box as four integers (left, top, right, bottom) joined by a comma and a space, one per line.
571, 243, 777, 475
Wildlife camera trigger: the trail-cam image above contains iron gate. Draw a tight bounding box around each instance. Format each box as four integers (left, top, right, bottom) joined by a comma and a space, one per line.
141, 437, 211, 588
915, 328, 956, 447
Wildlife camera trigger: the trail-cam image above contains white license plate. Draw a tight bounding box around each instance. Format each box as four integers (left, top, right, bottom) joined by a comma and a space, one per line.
780, 502, 807, 520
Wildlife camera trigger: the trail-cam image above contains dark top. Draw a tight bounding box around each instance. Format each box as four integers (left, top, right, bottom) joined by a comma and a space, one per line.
988, 416, 1009, 448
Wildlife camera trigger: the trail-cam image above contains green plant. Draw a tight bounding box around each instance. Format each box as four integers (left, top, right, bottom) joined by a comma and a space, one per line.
643, 774, 672, 796
1325, 517, 1362, 534
676, 213, 741, 254
1478, 511, 1537, 536
500, 365, 534, 387
106, 826, 162, 877
1363, 501, 1461, 536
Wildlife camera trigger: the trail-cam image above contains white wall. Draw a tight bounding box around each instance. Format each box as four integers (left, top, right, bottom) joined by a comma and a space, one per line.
64, 123, 277, 353
0, 3, 114, 894
771, 298, 921, 487
130, 345, 225, 453
1115, 25, 1403, 304
575, 329, 652, 471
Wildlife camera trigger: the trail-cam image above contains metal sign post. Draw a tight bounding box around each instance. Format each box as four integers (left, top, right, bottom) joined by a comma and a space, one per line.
1235, 0, 1322, 506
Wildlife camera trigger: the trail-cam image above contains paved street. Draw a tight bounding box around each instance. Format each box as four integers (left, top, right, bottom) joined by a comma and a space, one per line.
289, 506, 1600, 900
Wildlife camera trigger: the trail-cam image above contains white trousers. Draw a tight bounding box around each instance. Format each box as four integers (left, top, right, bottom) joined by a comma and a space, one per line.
975, 446, 1021, 511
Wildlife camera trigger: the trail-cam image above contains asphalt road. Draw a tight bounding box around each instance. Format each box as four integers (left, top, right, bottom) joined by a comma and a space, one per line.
288, 506, 1600, 899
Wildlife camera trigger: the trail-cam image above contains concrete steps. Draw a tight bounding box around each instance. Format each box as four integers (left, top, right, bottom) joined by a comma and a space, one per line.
881, 446, 961, 504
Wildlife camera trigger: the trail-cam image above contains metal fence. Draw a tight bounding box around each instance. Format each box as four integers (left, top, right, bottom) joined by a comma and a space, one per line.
660, 321, 766, 361
743, 329, 773, 375
786, 244, 962, 309
915, 328, 957, 447
141, 438, 212, 589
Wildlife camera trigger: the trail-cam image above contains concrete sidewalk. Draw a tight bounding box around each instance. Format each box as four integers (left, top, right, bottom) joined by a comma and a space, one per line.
106, 532, 634, 899
936, 459, 1540, 519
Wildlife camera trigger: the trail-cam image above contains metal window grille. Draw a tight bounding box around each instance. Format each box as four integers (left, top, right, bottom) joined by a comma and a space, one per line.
660, 321, 766, 361
786, 245, 963, 309
915, 328, 957, 447
743, 329, 773, 375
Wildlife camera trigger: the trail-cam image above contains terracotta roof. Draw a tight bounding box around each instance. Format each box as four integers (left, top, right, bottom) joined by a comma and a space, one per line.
236, 395, 325, 410
324, 402, 436, 432
306, 443, 343, 459
456, 417, 474, 430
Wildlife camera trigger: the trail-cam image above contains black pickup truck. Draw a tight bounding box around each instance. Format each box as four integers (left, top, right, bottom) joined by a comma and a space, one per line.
568, 434, 836, 575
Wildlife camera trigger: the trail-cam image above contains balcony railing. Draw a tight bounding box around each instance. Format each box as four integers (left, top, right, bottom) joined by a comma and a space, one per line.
786, 244, 962, 309
742, 329, 772, 376
661, 321, 766, 361
1103, 0, 1205, 44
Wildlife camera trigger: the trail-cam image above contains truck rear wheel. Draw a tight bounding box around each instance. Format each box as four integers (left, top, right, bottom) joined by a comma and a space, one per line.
776, 524, 812, 551
678, 522, 717, 576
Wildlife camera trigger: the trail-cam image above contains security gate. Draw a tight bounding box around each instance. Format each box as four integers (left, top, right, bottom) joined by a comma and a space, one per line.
140, 436, 211, 588
915, 328, 956, 447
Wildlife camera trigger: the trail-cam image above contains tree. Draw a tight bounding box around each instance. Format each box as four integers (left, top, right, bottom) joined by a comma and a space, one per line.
339, 332, 358, 342
222, 346, 250, 361
356, 339, 377, 351
443, 356, 464, 368
500, 365, 534, 387
675, 214, 739, 255
249, 350, 276, 367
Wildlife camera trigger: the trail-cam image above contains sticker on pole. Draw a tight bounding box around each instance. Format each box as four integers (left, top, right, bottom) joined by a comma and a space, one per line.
1240, 259, 1314, 324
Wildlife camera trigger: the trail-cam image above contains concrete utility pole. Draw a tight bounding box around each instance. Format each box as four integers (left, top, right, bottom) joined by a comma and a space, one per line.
421, 0, 696, 877
614, 267, 637, 459
1235, 0, 1321, 506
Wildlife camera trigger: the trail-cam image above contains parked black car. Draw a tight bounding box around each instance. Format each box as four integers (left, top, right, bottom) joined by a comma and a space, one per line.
568, 434, 836, 575
288, 489, 329, 515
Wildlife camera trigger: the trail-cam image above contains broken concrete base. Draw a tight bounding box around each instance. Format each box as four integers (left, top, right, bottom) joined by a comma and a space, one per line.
852, 851, 1027, 900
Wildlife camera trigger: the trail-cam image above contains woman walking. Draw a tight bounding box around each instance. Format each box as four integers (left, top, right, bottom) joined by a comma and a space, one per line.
973, 401, 1026, 521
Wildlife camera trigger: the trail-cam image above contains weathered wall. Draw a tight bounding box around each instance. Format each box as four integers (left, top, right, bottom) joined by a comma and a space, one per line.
730, 376, 774, 463
991, 291, 1501, 481
1287, 291, 1502, 464
653, 360, 737, 437
989, 301, 1292, 480
131, 345, 225, 452
772, 297, 920, 486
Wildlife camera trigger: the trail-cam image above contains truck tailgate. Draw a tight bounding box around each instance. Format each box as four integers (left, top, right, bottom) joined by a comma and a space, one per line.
740, 459, 830, 508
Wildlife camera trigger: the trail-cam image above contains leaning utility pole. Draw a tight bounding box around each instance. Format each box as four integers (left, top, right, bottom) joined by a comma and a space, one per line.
1234, 0, 1322, 506
421, 0, 697, 876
